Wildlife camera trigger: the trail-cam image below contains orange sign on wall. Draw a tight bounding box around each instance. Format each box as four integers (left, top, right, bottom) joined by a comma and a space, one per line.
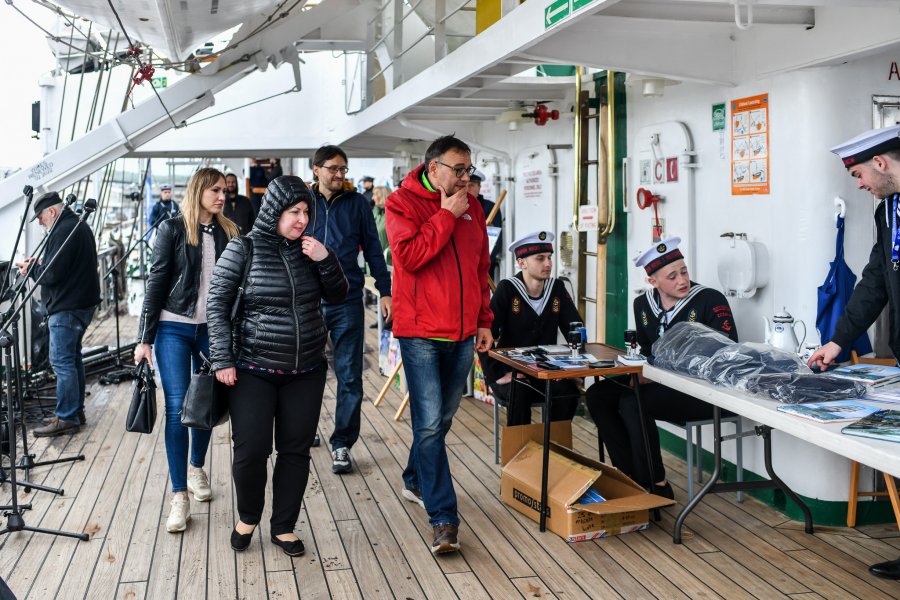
731, 93, 769, 195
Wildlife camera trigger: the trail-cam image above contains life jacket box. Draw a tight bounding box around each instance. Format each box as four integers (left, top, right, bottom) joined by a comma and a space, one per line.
499, 423, 675, 542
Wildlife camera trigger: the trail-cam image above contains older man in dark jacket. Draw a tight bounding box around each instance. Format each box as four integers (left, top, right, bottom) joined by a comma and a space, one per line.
17, 192, 100, 436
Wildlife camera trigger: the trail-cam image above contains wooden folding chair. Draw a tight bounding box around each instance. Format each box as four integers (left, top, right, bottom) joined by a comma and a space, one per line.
847, 350, 900, 529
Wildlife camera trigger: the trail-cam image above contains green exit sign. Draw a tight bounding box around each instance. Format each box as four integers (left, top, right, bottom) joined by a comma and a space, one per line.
152, 76, 168, 89
544, 0, 569, 28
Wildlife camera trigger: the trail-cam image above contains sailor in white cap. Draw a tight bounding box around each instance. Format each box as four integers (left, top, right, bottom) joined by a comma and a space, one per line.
478, 230, 583, 426
809, 124, 900, 581
150, 182, 180, 227
585, 236, 738, 499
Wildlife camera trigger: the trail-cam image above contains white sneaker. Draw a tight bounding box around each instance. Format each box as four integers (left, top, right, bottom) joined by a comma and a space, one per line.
402, 486, 425, 509
187, 467, 212, 502
166, 493, 191, 533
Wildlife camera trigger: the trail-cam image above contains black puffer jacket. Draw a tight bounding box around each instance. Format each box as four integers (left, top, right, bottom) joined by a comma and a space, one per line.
138, 215, 231, 344
207, 176, 348, 372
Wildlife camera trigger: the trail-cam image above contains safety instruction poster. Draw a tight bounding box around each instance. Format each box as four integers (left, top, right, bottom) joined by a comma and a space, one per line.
731, 93, 769, 195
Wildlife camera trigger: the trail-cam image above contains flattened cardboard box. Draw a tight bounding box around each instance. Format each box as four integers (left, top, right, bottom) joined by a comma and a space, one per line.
499, 423, 675, 542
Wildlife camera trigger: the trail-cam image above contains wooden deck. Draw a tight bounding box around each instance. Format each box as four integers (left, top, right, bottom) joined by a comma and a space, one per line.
2, 309, 900, 599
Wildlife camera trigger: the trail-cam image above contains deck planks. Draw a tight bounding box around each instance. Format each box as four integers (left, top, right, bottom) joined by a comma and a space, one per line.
0, 312, 898, 598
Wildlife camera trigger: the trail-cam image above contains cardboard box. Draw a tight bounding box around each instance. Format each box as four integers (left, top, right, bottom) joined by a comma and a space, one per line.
500, 423, 675, 542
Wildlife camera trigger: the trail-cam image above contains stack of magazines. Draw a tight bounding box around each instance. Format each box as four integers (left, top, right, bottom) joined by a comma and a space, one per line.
841, 410, 900, 443
826, 364, 900, 387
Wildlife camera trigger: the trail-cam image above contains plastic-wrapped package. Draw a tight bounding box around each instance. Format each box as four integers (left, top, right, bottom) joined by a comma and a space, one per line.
649, 322, 734, 378
701, 342, 809, 390
745, 373, 866, 404
650, 321, 867, 404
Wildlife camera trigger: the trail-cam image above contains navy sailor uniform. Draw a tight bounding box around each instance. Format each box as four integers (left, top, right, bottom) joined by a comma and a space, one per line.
586, 283, 738, 488
479, 273, 583, 426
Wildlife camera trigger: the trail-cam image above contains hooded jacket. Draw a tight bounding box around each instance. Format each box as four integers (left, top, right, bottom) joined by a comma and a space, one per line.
207, 176, 348, 372
385, 165, 492, 340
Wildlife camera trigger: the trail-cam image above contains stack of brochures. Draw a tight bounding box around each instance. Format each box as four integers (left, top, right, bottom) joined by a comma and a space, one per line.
842, 410, 900, 443
777, 400, 880, 423
826, 364, 900, 387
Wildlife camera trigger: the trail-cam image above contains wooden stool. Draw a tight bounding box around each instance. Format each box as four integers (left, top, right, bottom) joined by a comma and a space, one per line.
847, 350, 900, 529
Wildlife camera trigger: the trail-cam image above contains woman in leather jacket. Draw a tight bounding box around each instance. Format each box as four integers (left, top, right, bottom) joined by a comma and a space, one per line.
134, 168, 239, 533
207, 175, 347, 556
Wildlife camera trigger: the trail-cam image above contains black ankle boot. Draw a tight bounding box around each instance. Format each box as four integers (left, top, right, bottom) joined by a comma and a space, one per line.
271, 534, 305, 557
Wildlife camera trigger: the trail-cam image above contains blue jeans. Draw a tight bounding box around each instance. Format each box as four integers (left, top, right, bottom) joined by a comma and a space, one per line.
398, 337, 474, 527
48, 308, 94, 424
323, 300, 365, 451
154, 321, 212, 493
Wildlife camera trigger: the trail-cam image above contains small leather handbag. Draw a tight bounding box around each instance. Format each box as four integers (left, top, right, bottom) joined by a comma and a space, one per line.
181, 353, 229, 430
126, 358, 157, 434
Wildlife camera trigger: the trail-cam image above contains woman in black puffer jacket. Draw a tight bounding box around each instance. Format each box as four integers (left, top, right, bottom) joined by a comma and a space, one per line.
207, 175, 347, 557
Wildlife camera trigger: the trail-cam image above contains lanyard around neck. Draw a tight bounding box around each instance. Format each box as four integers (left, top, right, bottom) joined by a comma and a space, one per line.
889, 194, 900, 271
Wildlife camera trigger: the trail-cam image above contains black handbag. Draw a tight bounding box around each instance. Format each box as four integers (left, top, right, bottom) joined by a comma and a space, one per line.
181, 353, 229, 430
126, 358, 157, 434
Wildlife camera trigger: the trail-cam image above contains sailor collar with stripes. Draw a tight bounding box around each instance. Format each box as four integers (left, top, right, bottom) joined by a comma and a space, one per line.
508, 274, 556, 316
645, 283, 708, 330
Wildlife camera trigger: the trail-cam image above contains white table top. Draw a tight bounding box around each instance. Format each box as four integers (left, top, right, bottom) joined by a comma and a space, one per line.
643, 365, 900, 479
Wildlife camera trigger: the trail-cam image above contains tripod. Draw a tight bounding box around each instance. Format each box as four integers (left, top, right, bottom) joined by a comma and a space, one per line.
0, 330, 88, 541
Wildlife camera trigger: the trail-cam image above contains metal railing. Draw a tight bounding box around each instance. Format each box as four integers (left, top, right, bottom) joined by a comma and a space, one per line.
363, 0, 476, 108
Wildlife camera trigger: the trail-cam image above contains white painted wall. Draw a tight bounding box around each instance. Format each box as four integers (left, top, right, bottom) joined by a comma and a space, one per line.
625, 48, 900, 501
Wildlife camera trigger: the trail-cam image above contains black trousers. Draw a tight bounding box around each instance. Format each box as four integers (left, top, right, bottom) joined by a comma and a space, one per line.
490, 378, 580, 426
585, 379, 715, 487
229, 363, 327, 535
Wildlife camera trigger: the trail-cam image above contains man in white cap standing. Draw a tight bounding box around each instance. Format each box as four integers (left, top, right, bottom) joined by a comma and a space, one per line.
585, 237, 737, 499
808, 124, 900, 580
478, 230, 583, 425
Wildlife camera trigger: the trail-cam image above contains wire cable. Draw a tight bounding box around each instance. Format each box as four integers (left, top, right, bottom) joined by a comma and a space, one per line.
187, 87, 299, 125
105, 0, 181, 129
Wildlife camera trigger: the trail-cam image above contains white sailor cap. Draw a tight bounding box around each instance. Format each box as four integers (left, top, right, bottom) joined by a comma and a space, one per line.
509, 230, 554, 259
634, 236, 684, 274
470, 169, 487, 183
159, 183, 172, 191
831, 124, 900, 168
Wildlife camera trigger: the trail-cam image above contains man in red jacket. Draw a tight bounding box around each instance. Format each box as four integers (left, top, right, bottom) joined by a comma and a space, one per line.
386, 135, 493, 555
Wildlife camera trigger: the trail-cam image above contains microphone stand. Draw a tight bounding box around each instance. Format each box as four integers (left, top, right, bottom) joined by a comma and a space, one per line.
0, 204, 95, 543
4, 194, 82, 401
0, 186, 34, 304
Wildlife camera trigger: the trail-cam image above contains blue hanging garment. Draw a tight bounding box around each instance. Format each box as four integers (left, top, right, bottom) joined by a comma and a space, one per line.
816, 216, 873, 362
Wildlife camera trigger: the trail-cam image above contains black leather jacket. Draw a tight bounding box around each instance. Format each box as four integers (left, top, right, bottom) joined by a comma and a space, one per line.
137, 216, 230, 344
207, 176, 348, 372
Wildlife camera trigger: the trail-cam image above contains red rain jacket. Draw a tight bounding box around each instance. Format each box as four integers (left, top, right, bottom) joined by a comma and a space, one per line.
385, 165, 493, 340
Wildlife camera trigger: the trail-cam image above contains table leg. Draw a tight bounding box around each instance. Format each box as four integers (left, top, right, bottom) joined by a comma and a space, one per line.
761, 426, 814, 534
674, 406, 723, 544
540, 379, 553, 532
631, 374, 659, 521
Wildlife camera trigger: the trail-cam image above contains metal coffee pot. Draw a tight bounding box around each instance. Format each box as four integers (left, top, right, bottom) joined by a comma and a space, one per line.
763, 307, 807, 353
